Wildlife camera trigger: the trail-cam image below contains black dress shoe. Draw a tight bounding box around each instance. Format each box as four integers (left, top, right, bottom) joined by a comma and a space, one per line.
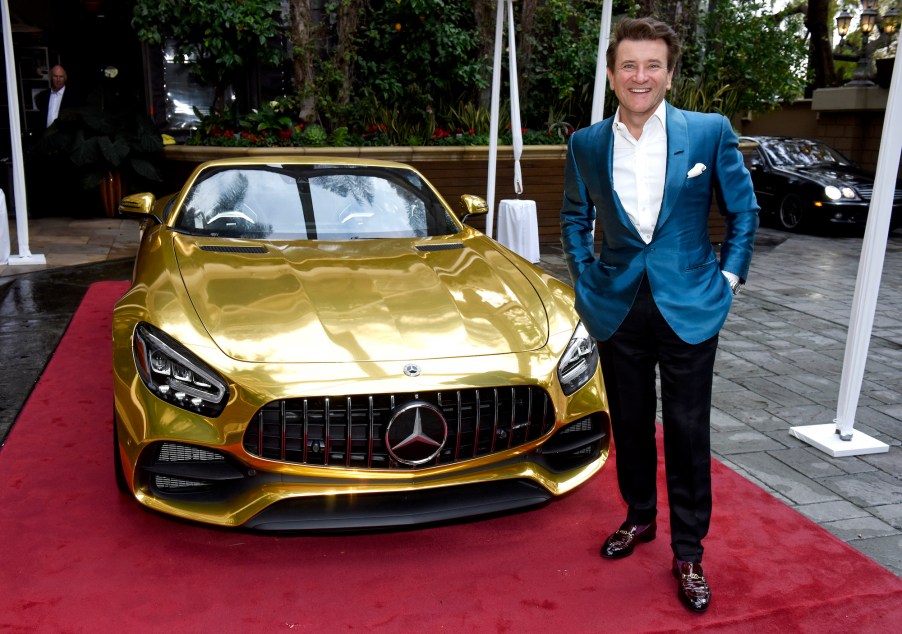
600, 521, 657, 559
672, 558, 711, 612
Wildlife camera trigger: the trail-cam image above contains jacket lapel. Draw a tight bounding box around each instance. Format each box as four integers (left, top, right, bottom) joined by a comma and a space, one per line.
595, 118, 644, 240
656, 103, 689, 232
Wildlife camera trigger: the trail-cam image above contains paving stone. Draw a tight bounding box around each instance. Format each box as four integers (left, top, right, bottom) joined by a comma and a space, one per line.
710, 409, 747, 432
867, 503, 902, 530
793, 500, 871, 523
768, 447, 847, 479
711, 429, 786, 455
727, 452, 841, 504
767, 403, 835, 427
860, 448, 902, 474
846, 535, 902, 578
819, 471, 902, 507
819, 516, 898, 542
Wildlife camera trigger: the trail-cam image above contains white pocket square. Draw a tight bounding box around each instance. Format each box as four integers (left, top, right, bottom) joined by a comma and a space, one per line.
687, 163, 707, 178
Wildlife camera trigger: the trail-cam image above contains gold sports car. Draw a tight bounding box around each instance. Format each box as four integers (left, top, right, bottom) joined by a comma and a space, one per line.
113, 156, 610, 530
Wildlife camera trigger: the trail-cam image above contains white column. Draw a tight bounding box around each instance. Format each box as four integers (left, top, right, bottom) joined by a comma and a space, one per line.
1, 0, 45, 266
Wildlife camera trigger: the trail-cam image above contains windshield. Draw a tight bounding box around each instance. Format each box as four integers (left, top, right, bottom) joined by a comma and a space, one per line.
173, 164, 460, 240
760, 139, 852, 169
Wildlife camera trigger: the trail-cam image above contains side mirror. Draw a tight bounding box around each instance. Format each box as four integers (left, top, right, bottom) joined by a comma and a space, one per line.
459, 194, 488, 224
119, 193, 161, 223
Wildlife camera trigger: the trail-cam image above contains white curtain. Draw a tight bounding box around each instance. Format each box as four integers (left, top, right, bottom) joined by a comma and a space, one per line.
486, 0, 524, 238
590, 0, 614, 124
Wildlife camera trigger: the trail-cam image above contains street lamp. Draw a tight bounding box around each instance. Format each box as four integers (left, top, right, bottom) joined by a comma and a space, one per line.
839, 1, 900, 86
837, 10, 853, 46
884, 5, 900, 35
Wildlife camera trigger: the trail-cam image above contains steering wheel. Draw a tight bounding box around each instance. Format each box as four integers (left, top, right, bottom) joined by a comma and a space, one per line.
206, 203, 258, 229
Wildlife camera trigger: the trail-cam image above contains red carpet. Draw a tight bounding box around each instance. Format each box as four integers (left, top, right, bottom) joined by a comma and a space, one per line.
1, 281, 901, 633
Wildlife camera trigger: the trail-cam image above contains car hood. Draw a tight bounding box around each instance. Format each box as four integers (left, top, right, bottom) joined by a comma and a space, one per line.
173, 234, 550, 363
777, 165, 873, 190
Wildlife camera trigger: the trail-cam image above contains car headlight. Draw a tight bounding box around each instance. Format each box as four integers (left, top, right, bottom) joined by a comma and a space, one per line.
133, 322, 229, 417
558, 322, 600, 396
826, 185, 859, 200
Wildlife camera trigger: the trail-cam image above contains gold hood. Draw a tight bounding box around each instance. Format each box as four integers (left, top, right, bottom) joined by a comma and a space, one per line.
174, 234, 549, 363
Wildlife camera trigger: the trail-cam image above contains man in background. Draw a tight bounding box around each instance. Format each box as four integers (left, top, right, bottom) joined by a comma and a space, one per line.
36, 65, 78, 130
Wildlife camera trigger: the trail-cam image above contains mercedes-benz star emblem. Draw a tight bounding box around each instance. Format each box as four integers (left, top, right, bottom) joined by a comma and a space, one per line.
385, 401, 448, 466
403, 363, 421, 377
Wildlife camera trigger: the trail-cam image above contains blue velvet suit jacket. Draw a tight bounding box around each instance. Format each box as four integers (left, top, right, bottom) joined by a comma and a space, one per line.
560, 102, 759, 345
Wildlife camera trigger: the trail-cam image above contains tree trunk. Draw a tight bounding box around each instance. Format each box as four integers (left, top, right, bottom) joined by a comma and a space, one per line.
806, 0, 836, 88
517, 0, 538, 99
636, 0, 700, 77
334, 0, 362, 110
288, 0, 318, 121
474, 0, 497, 111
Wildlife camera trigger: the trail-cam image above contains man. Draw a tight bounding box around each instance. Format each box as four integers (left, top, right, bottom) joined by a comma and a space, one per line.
35, 65, 74, 130
560, 17, 758, 612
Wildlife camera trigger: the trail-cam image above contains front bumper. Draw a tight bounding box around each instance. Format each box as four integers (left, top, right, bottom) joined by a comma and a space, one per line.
816, 200, 902, 226
114, 362, 610, 530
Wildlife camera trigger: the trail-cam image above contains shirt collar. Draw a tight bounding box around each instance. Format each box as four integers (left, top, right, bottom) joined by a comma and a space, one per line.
613, 100, 668, 135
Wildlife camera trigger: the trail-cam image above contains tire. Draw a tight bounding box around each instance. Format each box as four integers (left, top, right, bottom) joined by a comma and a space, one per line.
778, 194, 805, 231
113, 418, 130, 494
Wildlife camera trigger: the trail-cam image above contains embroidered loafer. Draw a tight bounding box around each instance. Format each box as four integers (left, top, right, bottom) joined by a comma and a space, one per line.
600, 521, 657, 559
673, 558, 711, 612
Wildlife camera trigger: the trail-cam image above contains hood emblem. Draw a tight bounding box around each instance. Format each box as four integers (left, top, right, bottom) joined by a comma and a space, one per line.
403, 363, 421, 377
385, 401, 448, 466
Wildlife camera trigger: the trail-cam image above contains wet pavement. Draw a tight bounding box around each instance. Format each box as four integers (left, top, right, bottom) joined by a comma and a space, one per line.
2, 216, 901, 578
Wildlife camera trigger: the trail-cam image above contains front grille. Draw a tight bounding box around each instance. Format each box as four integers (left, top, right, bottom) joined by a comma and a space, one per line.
243, 387, 556, 469
153, 475, 212, 492
855, 185, 902, 202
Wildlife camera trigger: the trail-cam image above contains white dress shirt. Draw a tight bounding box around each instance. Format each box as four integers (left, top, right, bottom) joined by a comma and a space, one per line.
610, 102, 741, 289
46, 86, 65, 127
611, 101, 668, 244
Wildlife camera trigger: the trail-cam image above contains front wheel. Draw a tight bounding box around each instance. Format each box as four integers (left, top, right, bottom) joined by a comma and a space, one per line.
778, 194, 805, 231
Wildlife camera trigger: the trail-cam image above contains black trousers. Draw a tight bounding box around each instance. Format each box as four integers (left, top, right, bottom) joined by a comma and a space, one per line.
599, 276, 718, 563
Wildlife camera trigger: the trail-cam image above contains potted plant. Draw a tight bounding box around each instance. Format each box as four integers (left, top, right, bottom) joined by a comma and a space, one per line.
35, 93, 164, 216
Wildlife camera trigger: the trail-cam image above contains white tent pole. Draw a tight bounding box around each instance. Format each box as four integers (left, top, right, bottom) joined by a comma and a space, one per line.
590, 0, 614, 124
1, 0, 44, 266
833, 60, 902, 440
507, 0, 523, 195
485, 0, 505, 238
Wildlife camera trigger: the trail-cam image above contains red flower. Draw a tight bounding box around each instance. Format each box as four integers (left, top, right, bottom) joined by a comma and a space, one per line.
279, 129, 291, 140
468, 129, 475, 135
241, 131, 249, 139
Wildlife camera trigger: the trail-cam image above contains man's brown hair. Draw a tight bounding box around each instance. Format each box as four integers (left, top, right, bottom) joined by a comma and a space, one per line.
606, 17, 682, 72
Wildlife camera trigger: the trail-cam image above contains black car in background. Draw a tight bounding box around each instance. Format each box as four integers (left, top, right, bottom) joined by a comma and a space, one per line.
739, 135, 902, 232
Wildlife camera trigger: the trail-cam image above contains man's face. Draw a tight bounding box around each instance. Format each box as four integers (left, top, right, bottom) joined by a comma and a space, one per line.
50, 69, 66, 91
606, 39, 674, 123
